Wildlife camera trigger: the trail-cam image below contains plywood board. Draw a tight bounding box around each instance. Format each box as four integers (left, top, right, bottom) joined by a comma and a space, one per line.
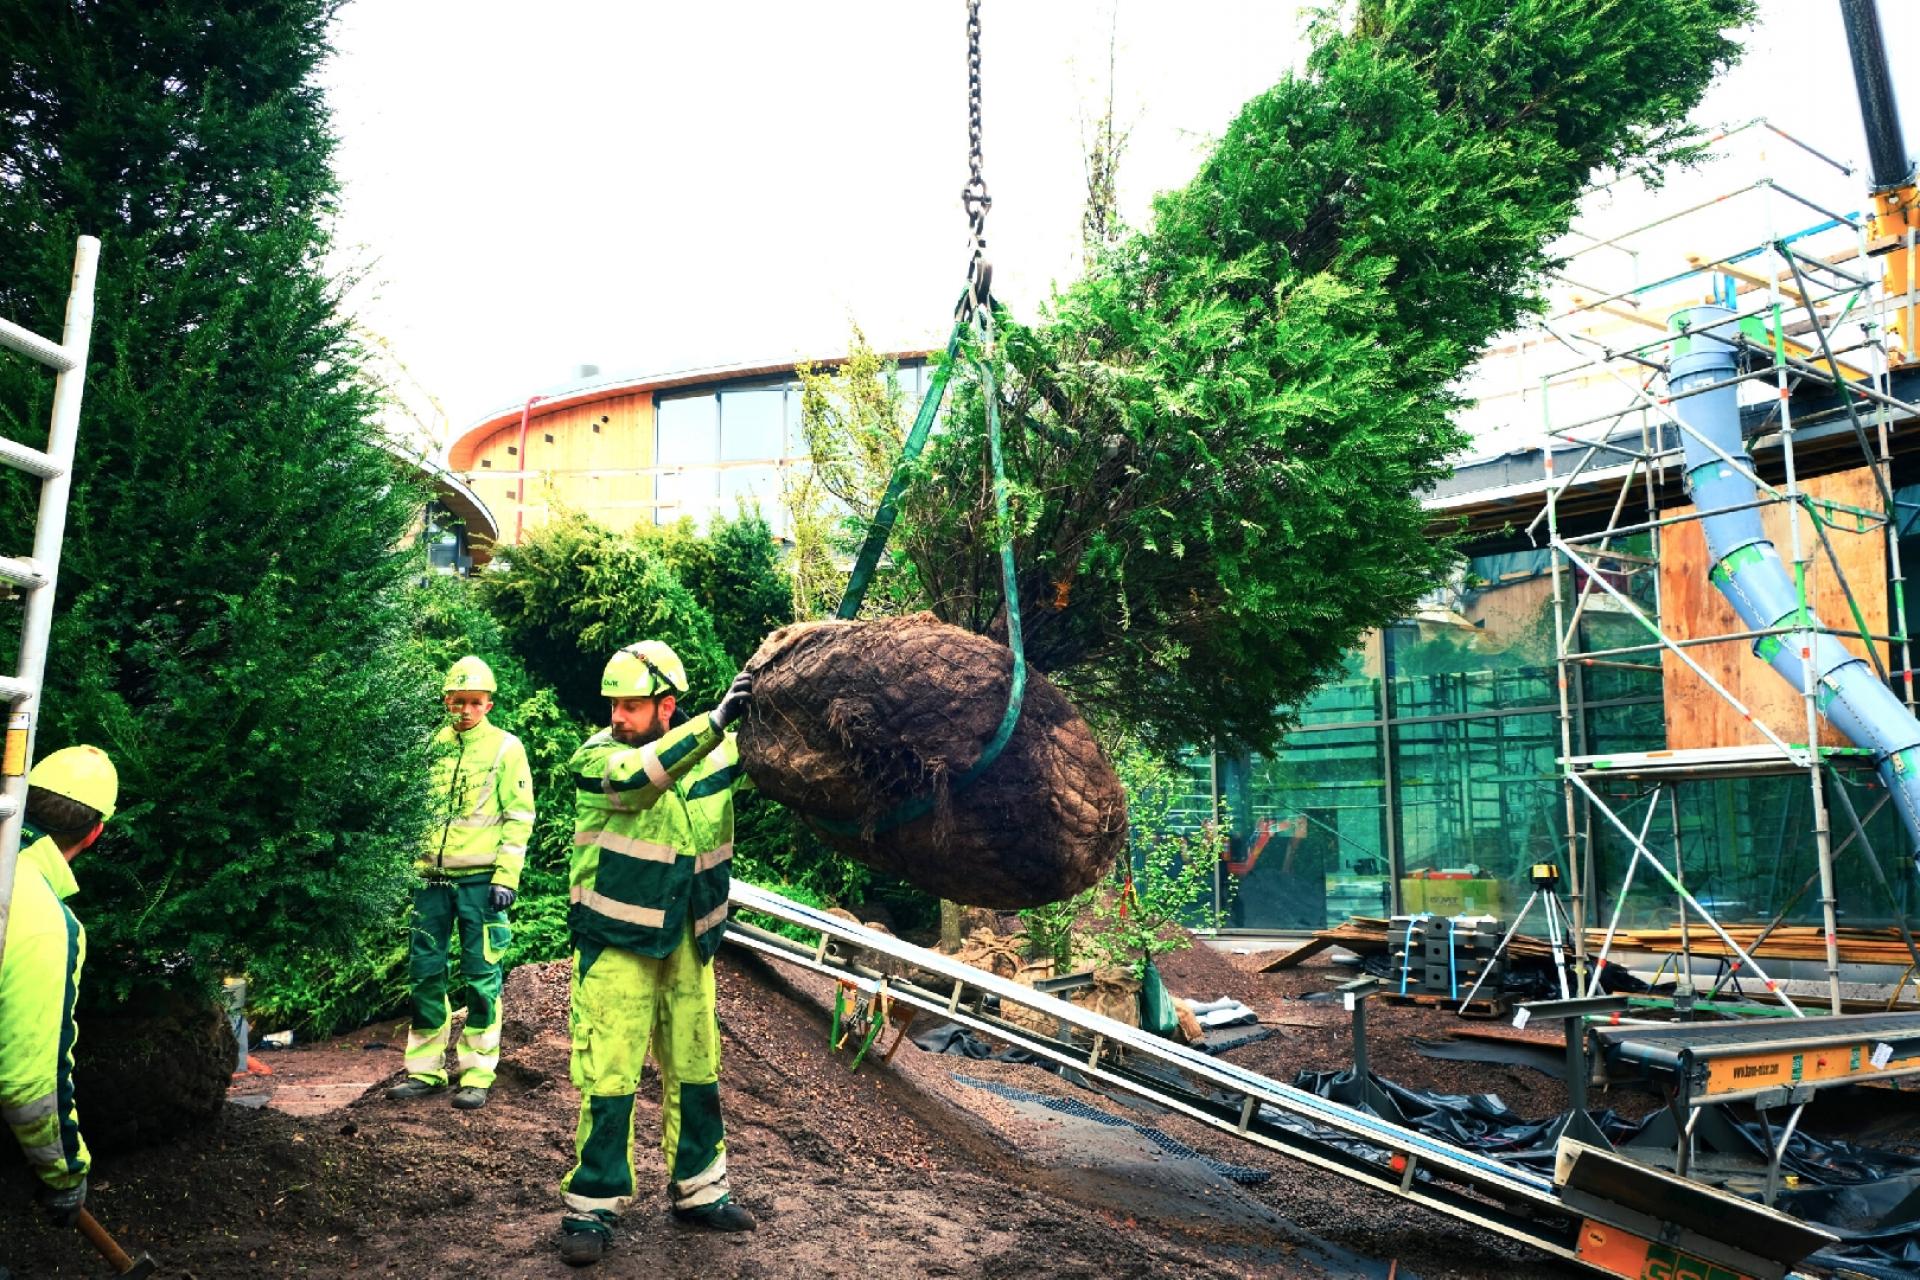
1657, 466, 1888, 750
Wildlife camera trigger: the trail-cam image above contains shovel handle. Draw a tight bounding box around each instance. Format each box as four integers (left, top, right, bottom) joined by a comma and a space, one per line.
76, 1207, 136, 1272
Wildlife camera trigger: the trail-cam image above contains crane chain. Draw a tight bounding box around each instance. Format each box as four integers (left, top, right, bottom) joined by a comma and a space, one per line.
960, 0, 992, 321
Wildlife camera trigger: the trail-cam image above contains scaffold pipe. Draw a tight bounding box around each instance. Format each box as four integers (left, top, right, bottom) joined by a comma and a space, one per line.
1671, 304, 1920, 864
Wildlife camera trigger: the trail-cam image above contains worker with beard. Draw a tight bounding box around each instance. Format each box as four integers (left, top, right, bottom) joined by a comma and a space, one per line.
556, 640, 755, 1265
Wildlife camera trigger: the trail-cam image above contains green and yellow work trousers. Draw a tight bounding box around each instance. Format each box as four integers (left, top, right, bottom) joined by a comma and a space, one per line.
403, 877, 510, 1089
560, 927, 731, 1224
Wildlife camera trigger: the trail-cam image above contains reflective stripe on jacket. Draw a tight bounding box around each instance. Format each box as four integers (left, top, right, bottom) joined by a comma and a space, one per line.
569, 713, 748, 962
419, 718, 535, 890
0, 826, 90, 1190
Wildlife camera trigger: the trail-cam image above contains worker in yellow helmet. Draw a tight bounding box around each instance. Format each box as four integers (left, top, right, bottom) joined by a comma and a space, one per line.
556, 640, 755, 1265
390, 655, 534, 1110
0, 744, 118, 1231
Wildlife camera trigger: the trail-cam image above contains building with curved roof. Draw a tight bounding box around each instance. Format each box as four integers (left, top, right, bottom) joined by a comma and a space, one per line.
445, 352, 931, 565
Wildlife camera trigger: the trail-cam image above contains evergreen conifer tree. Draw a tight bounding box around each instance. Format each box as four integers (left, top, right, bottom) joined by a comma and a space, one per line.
0, 0, 432, 1002
890, 0, 1756, 754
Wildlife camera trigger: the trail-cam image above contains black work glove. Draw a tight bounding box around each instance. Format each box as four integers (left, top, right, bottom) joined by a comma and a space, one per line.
488, 885, 516, 912
38, 1176, 85, 1228
711, 671, 753, 730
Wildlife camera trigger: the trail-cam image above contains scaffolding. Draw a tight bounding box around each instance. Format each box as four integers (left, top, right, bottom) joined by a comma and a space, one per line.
1525, 137, 1920, 1033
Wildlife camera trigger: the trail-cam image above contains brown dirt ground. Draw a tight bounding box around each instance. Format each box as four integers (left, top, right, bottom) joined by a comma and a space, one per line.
8, 933, 1901, 1279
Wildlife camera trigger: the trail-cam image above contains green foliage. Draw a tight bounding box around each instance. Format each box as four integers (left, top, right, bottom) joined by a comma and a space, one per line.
247, 930, 410, 1041
1018, 890, 1094, 970
0, 0, 435, 1004
788, 336, 936, 620
650, 510, 794, 665
1085, 747, 1229, 975
842, 0, 1754, 755
480, 513, 735, 721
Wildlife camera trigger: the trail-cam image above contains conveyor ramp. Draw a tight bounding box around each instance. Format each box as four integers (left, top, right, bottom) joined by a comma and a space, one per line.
727, 881, 1834, 1280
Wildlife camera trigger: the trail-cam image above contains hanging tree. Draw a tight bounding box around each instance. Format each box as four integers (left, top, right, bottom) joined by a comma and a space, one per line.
754, 0, 1756, 905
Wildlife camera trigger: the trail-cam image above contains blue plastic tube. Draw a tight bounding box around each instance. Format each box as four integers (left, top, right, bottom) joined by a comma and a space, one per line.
1671, 305, 1920, 862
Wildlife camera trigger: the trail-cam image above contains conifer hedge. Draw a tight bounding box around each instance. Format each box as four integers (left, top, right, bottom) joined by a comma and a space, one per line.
0, 0, 432, 1005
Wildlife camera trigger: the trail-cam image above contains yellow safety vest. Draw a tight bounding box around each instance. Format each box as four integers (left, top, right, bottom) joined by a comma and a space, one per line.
0, 827, 89, 1190
419, 718, 535, 890
569, 713, 747, 962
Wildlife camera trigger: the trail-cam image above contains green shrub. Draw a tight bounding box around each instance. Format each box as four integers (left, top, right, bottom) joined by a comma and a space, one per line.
1083, 747, 1230, 977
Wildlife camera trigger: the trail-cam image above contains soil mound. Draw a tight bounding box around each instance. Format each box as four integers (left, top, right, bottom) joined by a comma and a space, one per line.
738, 614, 1127, 908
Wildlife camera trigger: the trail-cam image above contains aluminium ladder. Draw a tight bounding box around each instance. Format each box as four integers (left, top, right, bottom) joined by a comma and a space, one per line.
0, 236, 102, 980
727, 879, 1834, 1280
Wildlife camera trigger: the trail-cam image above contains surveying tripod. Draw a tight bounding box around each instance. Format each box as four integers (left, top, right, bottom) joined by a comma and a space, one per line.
1457, 862, 1576, 1011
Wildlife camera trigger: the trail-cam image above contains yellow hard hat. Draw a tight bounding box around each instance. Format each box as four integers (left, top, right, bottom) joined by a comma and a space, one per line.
28, 745, 118, 823
602, 640, 688, 699
443, 655, 496, 694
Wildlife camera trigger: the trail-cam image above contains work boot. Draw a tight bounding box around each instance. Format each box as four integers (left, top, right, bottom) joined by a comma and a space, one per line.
450, 1086, 489, 1110
558, 1212, 615, 1266
385, 1077, 445, 1101
673, 1198, 756, 1232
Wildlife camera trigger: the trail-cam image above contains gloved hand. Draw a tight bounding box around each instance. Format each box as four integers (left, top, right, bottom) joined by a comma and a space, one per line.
37, 1176, 85, 1228
711, 671, 753, 730
488, 885, 516, 912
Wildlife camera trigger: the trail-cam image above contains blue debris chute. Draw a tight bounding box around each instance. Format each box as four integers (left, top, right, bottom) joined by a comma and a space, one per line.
1670, 304, 1920, 861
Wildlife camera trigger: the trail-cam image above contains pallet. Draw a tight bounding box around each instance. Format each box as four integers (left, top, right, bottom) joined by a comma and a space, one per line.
1379, 991, 1514, 1020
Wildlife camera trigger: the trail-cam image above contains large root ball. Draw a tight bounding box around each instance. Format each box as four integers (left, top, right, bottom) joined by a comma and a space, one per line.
76, 994, 234, 1152
738, 614, 1127, 908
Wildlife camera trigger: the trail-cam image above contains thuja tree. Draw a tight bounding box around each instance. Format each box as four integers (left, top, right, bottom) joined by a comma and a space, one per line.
0, 0, 433, 1014
872, 0, 1754, 754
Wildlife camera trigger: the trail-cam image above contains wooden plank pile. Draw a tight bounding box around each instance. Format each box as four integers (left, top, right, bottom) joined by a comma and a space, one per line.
1256, 916, 1561, 972
1603, 924, 1920, 967
1257, 916, 1920, 973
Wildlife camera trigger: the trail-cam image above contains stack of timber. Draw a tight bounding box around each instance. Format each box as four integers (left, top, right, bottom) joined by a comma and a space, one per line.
1603, 924, 1919, 967
1258, 917, 1562, 972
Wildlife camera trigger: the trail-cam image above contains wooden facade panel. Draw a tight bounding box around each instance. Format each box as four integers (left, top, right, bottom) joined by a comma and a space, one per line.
1657, 466, 1888, 750
467, 392, 659, 538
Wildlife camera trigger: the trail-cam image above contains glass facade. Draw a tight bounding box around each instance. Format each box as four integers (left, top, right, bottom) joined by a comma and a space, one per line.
653, 361, 928, 532
1187, 537, 1918, 936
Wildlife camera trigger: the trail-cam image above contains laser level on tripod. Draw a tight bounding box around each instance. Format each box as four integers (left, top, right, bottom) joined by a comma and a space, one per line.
1457, 859, 1576, 1010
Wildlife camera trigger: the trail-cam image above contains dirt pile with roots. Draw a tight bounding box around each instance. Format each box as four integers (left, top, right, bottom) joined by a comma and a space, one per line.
738, 614, 1127, 907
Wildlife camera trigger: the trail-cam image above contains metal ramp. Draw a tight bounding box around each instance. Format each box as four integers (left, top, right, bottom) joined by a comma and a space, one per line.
727, 880, 1835, 1280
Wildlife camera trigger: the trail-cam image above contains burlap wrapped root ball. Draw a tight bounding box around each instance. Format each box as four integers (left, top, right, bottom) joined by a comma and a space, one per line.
737, 613, 1127, 908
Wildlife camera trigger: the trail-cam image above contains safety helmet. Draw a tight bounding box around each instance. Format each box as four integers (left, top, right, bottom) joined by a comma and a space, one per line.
443, 655, 497, 694
28, 745, 119, 823
602, 640, 688, 699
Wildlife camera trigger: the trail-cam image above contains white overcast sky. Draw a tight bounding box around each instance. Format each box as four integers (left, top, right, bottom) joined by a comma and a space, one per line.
319, 1, 1916, 448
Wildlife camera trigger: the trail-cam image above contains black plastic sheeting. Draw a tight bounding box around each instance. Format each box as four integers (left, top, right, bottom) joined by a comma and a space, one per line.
1291, 1068, 1920, 1276
915, 1018, 1920, 1273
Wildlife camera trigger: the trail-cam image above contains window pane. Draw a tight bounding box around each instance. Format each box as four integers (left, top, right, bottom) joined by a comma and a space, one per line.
720, 464, 779, 514
785, 383, 808, 457
1393, 711, 1561, 928
656, 394, 718, 466
656, 468, 720, 525
720, 387, 785, 461
891, 362, 924, 401
1225, 730, 1389, 931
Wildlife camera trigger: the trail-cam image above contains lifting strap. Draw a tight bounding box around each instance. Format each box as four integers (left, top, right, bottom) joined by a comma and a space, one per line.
815, 0, 1026, 837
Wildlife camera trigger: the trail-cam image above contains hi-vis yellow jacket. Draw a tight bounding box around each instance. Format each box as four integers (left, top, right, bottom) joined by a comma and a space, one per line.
419, 718, 534, 890
569, 713, 747, 963
0, 826, 90, 1190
